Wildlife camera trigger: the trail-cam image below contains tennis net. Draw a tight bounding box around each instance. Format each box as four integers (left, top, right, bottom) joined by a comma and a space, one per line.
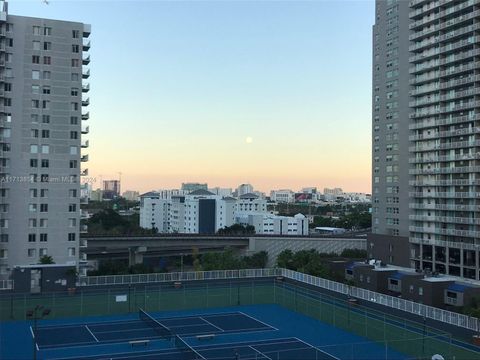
173, 334, 205, 359
138, 308, 172, 340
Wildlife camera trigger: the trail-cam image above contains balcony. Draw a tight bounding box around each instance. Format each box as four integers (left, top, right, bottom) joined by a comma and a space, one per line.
82, 39, 91, 51
409, 166, 480, 175
82, 68, 90, 79
82, 112, 89, 121
81, 154, 89, 162
81, 140, 89, 148
80, 224, 88, 232
82, 83, 90, 93
82, 98, 90, 107
82, 55, 90, 65
83, 24, 91, 38
80, 239, 88, 248
81, 125, 89, 134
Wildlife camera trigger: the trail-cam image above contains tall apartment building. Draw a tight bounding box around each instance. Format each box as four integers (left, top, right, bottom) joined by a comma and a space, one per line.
369, 0, 411, 267
0, 2, 91, 278
371, 0, 480, 281
409, 0, 480, 280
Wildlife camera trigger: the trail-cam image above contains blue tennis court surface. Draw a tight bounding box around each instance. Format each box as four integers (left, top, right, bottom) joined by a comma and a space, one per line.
35, 311, 274, 349
1, 304, 411, 360
52, 338, 336, 360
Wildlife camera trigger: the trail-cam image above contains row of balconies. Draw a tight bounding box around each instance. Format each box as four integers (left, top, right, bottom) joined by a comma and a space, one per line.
409, 23, 480, 52
410, 203, 479, 211
410, 139, 480, 152
409, 9, 480, 41
409, 113, 480, 130
409, 226, 480, 238
409, 49, 480, 76
409, 191, 480, 199
409, 0, 447, 19
409, 125, 480, 140
410, 36, 479, 64
409, 153, 479, 163
411, 73, 480, 89
409, 237, 480, 251
410, 179, 480, 186
409, 0, 476, 30
410, 102, 480, 120
410, 87, 480, 108
410, 215, 480, 225
409, 166, 480, 175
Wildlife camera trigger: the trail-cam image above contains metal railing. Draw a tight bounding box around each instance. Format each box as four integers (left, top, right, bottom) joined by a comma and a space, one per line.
280, 269, 480, 333
79, 268, 281, 286
79, 267, 480, 332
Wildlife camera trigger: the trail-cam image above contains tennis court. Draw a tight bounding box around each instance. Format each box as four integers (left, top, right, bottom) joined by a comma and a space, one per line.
35, 311, 275, 349
52, 338, 337, 360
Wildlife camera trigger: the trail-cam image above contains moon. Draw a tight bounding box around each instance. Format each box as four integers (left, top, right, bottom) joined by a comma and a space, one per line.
245, 137, 253, 144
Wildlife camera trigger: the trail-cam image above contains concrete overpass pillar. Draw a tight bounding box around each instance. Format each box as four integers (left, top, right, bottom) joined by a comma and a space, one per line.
128, 247, 146, 267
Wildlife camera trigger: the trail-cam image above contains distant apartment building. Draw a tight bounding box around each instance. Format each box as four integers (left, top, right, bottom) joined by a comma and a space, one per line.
102, 180, 120, 200
236, 213, 308, 236
139, 188, 307, 235
371, 0, 480, 281
181, 182, 207, 193
90, 189, 102, 201
0, 2, 91, 278
235, 193, 267, 214
122, 190, 139, 202
208, 187, 233, 197
323, 188, 344, 202
139, 191, 168, 232
270, 189, 295, 203
235, 183, 254, 197
157, 189, 188, 200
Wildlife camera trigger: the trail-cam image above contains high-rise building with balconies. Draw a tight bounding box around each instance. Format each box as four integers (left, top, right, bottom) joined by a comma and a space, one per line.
409, 0, 480, 280
371, 0, 480, 281
0, 1, 90, 279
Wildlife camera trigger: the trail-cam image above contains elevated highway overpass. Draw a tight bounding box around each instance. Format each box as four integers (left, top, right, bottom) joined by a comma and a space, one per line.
80, 233, 367, 266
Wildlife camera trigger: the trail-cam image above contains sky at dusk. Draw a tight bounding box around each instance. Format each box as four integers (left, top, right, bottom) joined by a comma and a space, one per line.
11, 0, 374, 194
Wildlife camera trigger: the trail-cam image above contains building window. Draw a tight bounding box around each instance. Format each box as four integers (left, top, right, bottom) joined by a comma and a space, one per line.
43, 56, 51, 65
68, 247, 76, 257
28, 234, 36, 242
41, 145, 49, 154
32, 55, 40, 64
32, 85, 40, 94
42, 115, 50, 124
33, 41, 40, 50
71, 88, 79, 96
68, 233, 76, 241
71, 59, 79, 67
71, 73, 79, 81
30, 145, 38, 154
41, 159, 49, 168
70, 131, 78, 139
41, 130, 50, 139
44, 27, 52, 36
40, 248, 48, 257
30, 159, 38, 167
33, 26, 41, 35
70, 116, 78, 125
68, 204, 76, 212
43, 86, 51, 95
40, 233, 47, 242
72, 30, 80, 38
28, 249, 36, 258
69, 160, 77, 168
40, 204, 48, 212
43, 71, 51, 80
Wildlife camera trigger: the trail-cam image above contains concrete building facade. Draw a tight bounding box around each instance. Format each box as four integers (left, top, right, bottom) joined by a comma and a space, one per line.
0, 2, 90, 278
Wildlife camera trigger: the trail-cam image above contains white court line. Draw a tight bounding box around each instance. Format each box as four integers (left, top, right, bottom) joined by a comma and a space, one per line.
194, 337, 301, 349
199, 316, 224, 332
84, 325, 99, 342
249, 345, 273, 360
237, 311, 279, 331
294, 337, 341, 360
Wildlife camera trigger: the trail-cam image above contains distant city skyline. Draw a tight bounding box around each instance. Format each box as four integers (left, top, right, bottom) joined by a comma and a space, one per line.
10, 1, 375, 194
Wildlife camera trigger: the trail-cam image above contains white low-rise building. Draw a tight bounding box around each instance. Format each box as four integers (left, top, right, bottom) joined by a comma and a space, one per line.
139, 192, 169, 232
270, 189, 295, 203
236, 193, 267, 214
236, 213, 308, 236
